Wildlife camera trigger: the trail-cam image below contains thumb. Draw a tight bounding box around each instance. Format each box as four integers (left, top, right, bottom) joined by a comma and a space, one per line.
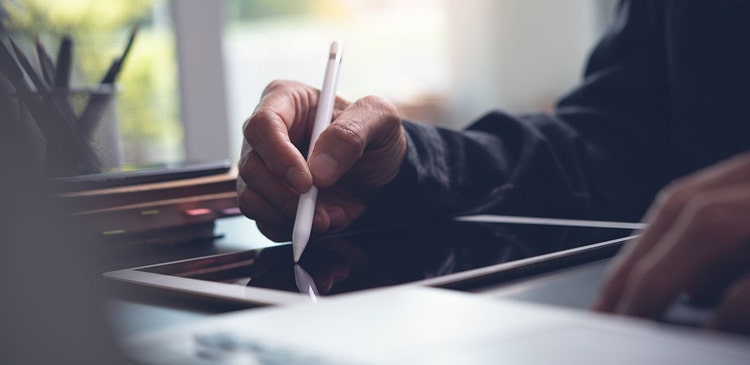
308, 96, 400, 188
308, 117, 366, 188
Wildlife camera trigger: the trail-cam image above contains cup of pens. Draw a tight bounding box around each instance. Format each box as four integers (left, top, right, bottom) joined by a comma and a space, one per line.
15, 85, 122, 176
1, 27, 137, 178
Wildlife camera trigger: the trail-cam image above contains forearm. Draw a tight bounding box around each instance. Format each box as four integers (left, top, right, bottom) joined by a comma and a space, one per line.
357, 0, 677, 227
357, 107, 679, 229
358, 115, 613, 226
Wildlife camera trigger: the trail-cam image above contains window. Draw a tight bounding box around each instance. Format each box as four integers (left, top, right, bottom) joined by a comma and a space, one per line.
223, 0, 451, 162
221, 0, 614, 162
4, 0, 183, 167
3, 0, 616, 169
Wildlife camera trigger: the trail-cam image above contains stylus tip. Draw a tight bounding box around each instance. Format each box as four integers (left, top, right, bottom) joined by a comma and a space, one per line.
292, 244, 303, 263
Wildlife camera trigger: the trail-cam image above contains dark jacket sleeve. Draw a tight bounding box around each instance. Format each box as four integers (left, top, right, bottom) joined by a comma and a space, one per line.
357, 0, 680, 227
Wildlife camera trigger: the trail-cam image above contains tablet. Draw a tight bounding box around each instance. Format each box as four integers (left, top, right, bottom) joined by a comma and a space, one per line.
104, 217, 639, 307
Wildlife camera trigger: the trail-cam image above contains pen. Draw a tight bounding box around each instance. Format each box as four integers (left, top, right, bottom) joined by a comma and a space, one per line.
80, 24, 140, 141
292, 41, 343, 263
294, 264, 319, 302
54, 35, 72, 89
100, 24, 139, 85
35, 36, 56, 86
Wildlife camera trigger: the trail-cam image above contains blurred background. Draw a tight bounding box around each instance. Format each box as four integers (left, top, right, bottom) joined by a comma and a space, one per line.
2, 0, 617, 167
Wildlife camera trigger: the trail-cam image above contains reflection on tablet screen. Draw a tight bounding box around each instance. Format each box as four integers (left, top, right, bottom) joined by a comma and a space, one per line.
137, 220, 635, 296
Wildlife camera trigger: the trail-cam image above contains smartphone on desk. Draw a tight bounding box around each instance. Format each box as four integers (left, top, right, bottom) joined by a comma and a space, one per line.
53, 159, 233, 192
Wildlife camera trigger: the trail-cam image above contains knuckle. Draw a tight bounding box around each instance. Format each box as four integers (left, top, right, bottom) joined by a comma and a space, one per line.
239, 141, 252, 164
263, 80, 308, 105
244, 108, 275, 143
244, 115, 291, 177
684, 197, 739, 244
730, 150, 750, 170
264, 79, 292, 94
241, 115, 252, 131
656, 181, 693, 215
358, 95, 389, 108
327, 122, 366, 155
687, 197, 724, 225
354, 96, 403, 152
358, 95, 400, 118
236, 175, 247, 194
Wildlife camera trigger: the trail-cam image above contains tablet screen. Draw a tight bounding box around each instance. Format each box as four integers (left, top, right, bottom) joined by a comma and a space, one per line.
136, 219, 636, 297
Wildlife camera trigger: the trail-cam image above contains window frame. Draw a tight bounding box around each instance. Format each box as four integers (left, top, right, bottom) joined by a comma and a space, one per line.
170, 0, 231, 162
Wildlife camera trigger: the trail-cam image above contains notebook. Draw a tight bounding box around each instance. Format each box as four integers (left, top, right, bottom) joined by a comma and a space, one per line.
121, 286, 750, 365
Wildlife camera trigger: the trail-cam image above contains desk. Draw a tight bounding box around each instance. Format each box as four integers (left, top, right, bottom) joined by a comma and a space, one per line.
107, 215, 746, 365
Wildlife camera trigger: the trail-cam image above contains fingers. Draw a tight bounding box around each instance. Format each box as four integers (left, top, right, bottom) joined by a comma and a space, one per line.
239, 146, 339, 238
238, 80, 326, 240
593, 180, 699, 312
241, 148, 300, 216
592, 205, 674, 311
255, 221, 292, 242
608, 185, 750, 318
308, 95, 404, 188
684, 242, 750, 306
594, 152, 750, 312
238, 81, 404, 240
238, 175, 290, 241
242, 80, 317, 194
239, 169, 336, 241
709, 273, 750, 334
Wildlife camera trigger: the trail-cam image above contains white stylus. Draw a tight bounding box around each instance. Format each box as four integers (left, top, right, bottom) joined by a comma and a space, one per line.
292, 41, 343, 263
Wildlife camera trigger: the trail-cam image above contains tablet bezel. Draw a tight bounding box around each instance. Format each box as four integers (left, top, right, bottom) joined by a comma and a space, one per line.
104, 217, 639, 307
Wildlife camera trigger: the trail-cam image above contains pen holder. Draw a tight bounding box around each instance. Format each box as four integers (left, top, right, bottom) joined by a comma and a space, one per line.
15, 86, 122, 178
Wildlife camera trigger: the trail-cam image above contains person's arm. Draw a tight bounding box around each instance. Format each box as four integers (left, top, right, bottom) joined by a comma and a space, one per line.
357, 0, 677, 226
238, 0, 674, 239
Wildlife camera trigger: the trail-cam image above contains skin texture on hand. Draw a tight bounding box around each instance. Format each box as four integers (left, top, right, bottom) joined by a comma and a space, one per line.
237, 80, 407, 242
594, 151, 750, 334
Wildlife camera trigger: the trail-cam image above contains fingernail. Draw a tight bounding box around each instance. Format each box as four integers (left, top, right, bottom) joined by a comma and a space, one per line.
309, 153, 339, 184
286, 167, 309, 193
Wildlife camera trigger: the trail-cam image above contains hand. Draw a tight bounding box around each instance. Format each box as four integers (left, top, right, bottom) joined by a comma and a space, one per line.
237, 80, 407, 241
594, 151, 750, 334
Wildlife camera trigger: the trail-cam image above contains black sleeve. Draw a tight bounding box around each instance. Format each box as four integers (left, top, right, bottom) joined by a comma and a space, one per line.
356, 0, 679, 227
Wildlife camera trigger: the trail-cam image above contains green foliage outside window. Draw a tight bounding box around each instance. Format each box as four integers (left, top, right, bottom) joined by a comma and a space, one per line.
226, 0, 313, 21
3, 0, 182, 165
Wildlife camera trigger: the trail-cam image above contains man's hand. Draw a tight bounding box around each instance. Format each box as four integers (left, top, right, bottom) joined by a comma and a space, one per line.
237, 80, 407, 241
594, 151, 750, 334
